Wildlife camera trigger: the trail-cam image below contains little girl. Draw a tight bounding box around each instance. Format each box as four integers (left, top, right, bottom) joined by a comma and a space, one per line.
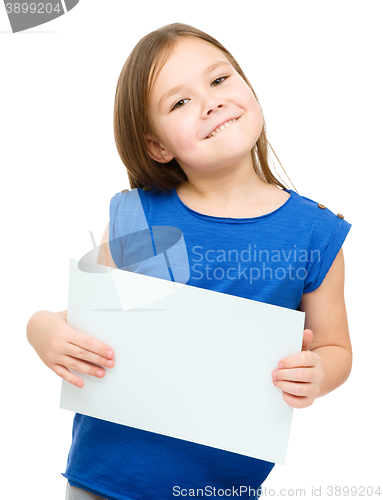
27, 23, 352, 500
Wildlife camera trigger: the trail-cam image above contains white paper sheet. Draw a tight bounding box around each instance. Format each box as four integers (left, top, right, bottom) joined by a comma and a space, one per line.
60, 259, 305, 464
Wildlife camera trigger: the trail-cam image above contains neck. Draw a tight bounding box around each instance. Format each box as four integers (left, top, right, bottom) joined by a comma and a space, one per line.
176, 155, 267, 207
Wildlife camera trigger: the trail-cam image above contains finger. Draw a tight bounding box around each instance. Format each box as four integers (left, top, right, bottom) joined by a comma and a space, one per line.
273, 367, 311, 383
53, 364, 85, 388
65, 342, 115, 369
281, 391, 313, 409
301, 329, 314, 351
61, 355, 107, 379
277, 350, 317, 370
273, 379, 310, 398
66, 327, 114, 360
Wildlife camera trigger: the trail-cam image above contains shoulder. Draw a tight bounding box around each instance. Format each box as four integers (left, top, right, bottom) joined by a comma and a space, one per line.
110, 187, 146, 208
289, 190, 351, 231
113, 187, 140, 198
292, 192, 351, 294
111, 186, 175, 214
294, 191, 346, 219
115, 186, 164, 200
109, 188, 150, 235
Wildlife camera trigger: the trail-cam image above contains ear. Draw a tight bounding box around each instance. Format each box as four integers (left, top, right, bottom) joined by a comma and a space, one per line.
144, 135, 174, 163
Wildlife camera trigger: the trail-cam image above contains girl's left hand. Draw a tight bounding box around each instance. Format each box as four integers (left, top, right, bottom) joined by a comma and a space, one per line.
271, 329, 325, 409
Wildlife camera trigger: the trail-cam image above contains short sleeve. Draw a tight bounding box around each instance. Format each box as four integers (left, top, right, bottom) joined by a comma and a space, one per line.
303, 210, 351, 294
109, 189, 150, 270
108, 189, 187, 282
109, 192, 123, 269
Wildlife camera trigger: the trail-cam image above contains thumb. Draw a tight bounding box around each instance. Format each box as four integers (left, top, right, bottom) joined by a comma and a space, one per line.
301, 329, 314, 351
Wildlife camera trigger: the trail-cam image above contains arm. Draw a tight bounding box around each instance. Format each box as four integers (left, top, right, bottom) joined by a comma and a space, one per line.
26, 223, 117, 388
96, 222, 117, 269
272, 247, 352, 408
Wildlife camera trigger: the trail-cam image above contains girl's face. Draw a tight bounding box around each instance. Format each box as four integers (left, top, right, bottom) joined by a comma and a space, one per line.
145, 37, 263, 178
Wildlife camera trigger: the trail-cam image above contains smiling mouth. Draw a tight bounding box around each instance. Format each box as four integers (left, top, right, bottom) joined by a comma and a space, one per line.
205, 116, 241, 139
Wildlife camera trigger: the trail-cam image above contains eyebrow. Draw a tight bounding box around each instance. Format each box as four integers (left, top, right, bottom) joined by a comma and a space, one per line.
158, 60, 231, 110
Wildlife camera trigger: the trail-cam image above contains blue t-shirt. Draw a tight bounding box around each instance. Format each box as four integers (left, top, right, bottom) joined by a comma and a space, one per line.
63, 187, 351, 500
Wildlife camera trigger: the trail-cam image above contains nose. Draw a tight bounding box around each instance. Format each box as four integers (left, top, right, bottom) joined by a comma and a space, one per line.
206, 103, 224, 115
203, 93, 225, 116
206, 104, 223, 115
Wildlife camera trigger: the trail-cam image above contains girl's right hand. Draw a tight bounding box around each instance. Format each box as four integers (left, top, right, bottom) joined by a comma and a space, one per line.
26, 310, 115, 388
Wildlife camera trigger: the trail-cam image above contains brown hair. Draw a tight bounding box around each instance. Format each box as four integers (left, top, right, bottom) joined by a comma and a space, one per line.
113, 23, 293, 192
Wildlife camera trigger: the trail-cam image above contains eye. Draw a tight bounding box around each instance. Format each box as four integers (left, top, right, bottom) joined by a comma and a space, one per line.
211, 76, 228, 87
171, 98, 189, 111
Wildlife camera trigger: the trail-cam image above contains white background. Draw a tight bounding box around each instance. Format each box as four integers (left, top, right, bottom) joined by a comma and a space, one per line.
1, 1, 382, 498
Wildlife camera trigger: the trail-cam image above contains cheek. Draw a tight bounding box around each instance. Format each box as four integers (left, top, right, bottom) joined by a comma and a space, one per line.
244, 91, 262, 118
244, 96, 263, 138
167, 118, 197, 151
253, 100, 263, 124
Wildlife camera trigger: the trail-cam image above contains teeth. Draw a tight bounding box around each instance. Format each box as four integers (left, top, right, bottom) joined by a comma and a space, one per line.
207, 118, 237, 139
